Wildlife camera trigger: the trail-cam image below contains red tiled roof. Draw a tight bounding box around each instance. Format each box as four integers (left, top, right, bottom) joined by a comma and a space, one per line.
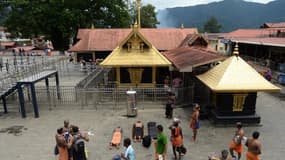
69, 28, 198, 52
14, 46, 35, 52
0, 41, 15, 47
231, 37, 285, 47
220, 28, 285, 39
179, 34, 200, 47
179, 34, 208, 47
201, 33, 223, 40
141, 28, 198, 50
220, 29, 273, 38
264, 22, 285, 28
163, 46, 225, 72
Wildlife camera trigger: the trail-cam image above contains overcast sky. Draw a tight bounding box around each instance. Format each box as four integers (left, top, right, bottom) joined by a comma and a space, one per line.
141, 0, 276, 10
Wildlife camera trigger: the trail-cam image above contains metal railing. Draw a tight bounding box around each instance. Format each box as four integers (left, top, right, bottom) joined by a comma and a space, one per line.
75, 66, 109, 88
2, 85, 193, 110
1, 55, 194, 111
0, 56, 69, 93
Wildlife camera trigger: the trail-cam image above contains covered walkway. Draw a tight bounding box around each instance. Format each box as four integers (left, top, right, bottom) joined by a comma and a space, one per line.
16, 70, 60, 118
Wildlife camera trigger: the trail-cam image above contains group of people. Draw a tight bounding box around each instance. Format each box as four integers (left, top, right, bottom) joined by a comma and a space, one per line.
156, 111, 262, 160
79, 57, 97, 71
228, 122, 262, 160
56, 108, 262, 160
164, 75, 182, 98
155, 111, 199, 160
111, 121, 180, 160
209, 122, 262, 160
158, 103, 200, 160
55, 120, 89, 160
165, 99, 262, 160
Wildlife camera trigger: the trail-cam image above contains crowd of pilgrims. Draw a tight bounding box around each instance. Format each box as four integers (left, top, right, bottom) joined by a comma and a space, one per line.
54, 102, 261, 160
55, 120, 89, 160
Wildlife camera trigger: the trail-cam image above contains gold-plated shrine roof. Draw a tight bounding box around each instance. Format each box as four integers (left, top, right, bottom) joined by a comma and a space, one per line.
100, 46, 171, 66
196, 56, 280, 92
100, 25, 171, 67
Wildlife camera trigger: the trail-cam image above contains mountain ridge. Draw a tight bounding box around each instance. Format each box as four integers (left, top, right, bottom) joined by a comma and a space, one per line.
157, 0, 285, 32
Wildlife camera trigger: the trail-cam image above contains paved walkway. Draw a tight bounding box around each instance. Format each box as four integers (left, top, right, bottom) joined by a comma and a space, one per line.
0, 91, 284, 160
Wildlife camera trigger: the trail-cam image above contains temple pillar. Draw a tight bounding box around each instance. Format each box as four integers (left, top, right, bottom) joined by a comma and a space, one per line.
74, 52, 78, 63
116, 67, 120, 86
152, 66, 156, 85
92, 52, 96, 62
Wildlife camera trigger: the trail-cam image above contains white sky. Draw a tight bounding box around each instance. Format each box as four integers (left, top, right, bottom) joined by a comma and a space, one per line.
141, 0, 276, 10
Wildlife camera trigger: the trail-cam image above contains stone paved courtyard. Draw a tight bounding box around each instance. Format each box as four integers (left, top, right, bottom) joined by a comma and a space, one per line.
0, 91, 285, 160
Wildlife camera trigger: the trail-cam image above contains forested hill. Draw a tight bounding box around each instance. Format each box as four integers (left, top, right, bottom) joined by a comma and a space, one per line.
157, 0, 285, 32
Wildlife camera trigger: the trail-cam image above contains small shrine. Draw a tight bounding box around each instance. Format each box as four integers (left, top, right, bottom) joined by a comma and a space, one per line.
100, 22, 171, 87
196, 44, 280, 124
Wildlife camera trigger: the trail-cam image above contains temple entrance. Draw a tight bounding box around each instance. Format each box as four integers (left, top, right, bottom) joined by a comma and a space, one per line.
120, 67, 153, 86
76, 52, 93, 62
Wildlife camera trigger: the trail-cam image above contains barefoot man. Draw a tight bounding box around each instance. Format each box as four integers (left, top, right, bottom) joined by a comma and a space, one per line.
246, 131, 262, 160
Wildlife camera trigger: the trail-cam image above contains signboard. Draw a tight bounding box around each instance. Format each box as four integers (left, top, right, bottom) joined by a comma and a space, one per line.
220, 38, 231, 44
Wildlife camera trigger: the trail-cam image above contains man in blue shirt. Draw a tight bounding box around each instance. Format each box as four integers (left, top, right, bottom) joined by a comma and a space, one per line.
121, 138, 135, 160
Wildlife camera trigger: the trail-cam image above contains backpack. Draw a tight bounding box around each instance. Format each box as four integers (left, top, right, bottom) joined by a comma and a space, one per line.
73, 138, 86, 160
142, 135, 151, 148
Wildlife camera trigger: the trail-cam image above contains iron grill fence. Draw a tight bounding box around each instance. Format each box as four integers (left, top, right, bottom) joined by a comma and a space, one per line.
8, 85, 194, 110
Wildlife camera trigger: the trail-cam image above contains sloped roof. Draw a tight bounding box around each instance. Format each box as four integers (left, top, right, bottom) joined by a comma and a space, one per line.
70, 29, 130, 52
141, 28, 198, 50
69, 28, 198, 52
231, 37, 285, 47
201, 33, 223, 40
220, 28, 285, 39
179, 34, 208, 47
263, 22, 285, 28
14, 46, 35, 52
196, 56, 280, 92
220, 29, 273, 38
0, 41, 15, 47
164, 46, 225, 72
100, 27, 171, 67
100, 47, 171, 67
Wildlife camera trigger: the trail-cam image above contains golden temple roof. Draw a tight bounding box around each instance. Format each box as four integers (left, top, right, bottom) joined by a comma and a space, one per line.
100, 24, 171, 67
100, 47, 171, 66
196, 55, 280, 92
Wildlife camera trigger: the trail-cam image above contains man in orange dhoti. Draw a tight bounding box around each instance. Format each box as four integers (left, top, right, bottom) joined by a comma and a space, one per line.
55, 127, 73, 160
229, 122, 244, 160
246, 131, 262, 160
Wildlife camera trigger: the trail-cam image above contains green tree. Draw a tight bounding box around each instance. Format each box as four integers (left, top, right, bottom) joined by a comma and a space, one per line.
4, 0, 132, 50
203, 17, 222, 33
90, 0, 131, 28
4, 0, 92, 50
129, 2, 159, 28
140, 4, 159, 28
3, 0, 158, 50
